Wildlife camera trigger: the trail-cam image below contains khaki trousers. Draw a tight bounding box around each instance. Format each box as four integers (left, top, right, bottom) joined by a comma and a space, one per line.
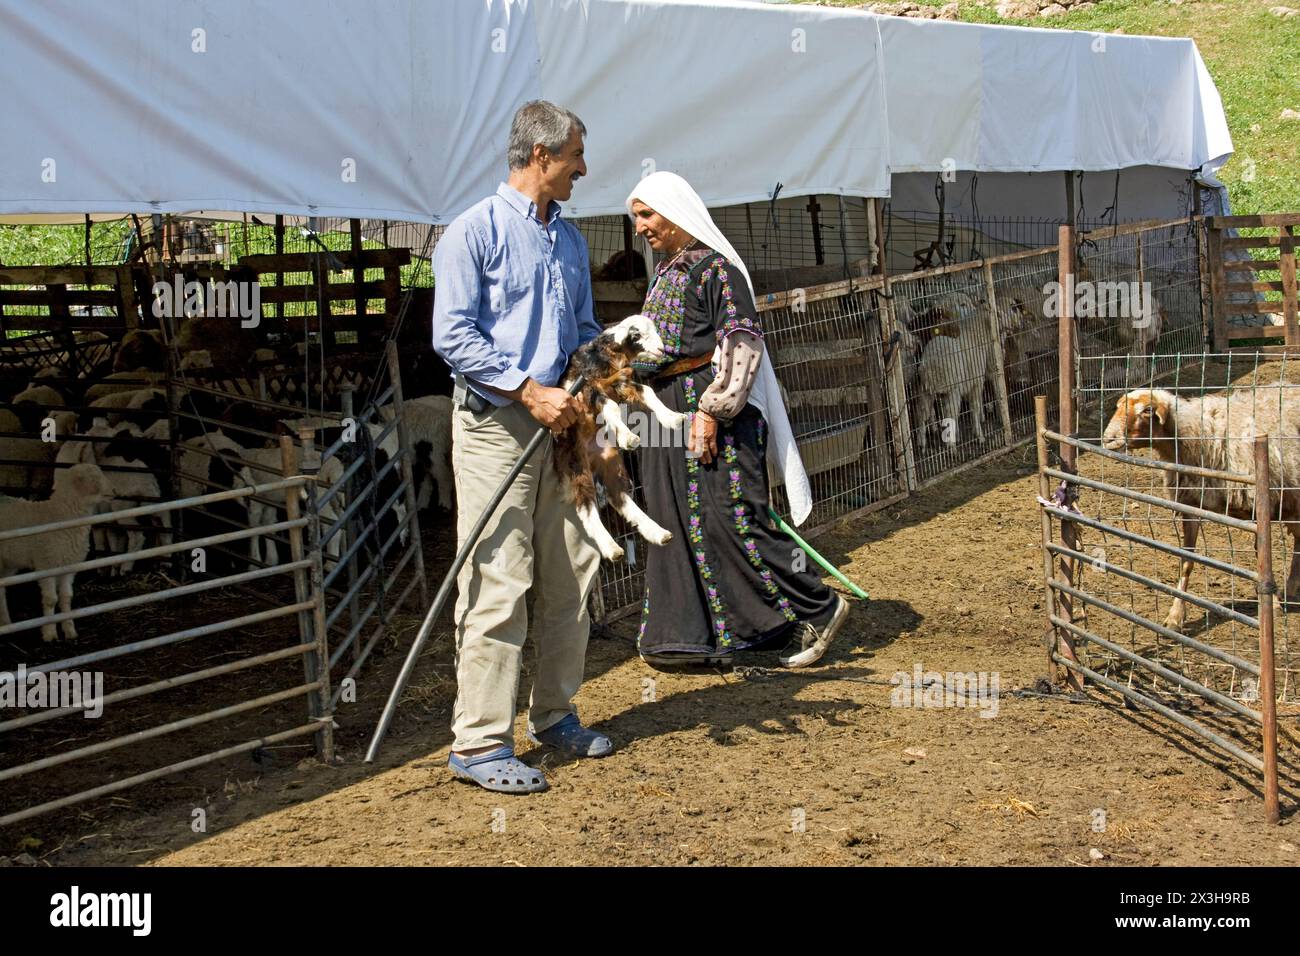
449, 400, 602, 752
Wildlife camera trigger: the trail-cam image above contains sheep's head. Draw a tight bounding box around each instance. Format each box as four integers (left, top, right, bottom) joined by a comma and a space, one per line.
610, 313, 667, 360
1103, 389, 1174, 451
58, 462, 114, 504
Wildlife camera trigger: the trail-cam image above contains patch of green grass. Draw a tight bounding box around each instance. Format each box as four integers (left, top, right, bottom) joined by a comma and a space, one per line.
808, 0, 1300, 215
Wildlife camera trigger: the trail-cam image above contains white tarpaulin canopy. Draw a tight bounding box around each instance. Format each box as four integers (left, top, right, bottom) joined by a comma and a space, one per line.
876, 16, 1232, 176
0, 0, 1231, 225
0, 0, 889, 224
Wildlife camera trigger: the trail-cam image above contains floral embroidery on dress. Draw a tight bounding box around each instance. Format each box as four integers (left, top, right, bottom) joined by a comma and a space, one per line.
643, 266, 690, 359
681, 374, 732, 648
696, 254, 761, 343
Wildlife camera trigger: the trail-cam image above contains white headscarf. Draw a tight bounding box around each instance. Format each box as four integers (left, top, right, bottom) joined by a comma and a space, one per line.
625, 171, 813, 526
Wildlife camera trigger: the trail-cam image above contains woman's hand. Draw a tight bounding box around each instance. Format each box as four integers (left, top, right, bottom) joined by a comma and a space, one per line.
689, 409, 719, 464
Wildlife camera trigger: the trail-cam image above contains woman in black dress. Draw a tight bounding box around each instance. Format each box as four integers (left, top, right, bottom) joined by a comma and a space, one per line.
624, 172, 849, 670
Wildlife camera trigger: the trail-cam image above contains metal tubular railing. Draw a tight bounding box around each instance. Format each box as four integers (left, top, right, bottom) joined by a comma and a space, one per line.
1036, 221, 1286, 823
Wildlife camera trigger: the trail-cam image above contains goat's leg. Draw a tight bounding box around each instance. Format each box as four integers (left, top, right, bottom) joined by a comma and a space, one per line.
577, 501, 624, 561
248, 503, 263, 567
58, 573, 77, 640
939, 391, 963, 450
415, 470, 432, 511
1165, 514, 1201, 631
119, 523, 144, 575
636, 385, 688, 431
38, 576, 59, 642
1283, 525, 1300, 610
432, 453, 454, 511
965, 384, 986, 444
915, 393, 933, 453
609, 488, 672, 546
597, 398, 640, 450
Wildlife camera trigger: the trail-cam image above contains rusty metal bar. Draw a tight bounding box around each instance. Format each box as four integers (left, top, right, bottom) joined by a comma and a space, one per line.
1053, 654, 1264, 772
1254, 434, 1281, 824
0, 475, 306, 542
1047, 578, 1260, 675
1043, 466, 1259, 533
1041, 429, 1255, 485
1049, 615, 1260, 721
1036, 396, 1066, 684
0, 517, 303, 588
1038, 500, 1258, 583
1045, 541, 1259, 628
0, 560, 308, 638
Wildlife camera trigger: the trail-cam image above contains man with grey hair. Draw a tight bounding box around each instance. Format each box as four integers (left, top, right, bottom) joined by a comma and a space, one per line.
432, 100, 609, 794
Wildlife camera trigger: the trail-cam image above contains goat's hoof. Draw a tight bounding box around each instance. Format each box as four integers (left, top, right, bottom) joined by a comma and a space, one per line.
1162, 617, 1185, 633
649, 529, 672, 545
664, 413, 688, 430
41, 630, 59, 643
604, 545, 625, 562
619, 433, 641, 450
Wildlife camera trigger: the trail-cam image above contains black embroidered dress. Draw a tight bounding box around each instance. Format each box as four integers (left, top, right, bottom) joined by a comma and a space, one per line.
636, 243, 837, 661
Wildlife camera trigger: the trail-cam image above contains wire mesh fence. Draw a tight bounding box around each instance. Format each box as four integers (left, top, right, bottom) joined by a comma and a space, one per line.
989, 249, 1061, 442
889, 263, 1011, 483
1071, 352, 1300, 705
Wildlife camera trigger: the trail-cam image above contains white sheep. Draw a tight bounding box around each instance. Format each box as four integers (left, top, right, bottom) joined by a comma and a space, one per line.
380, 395, 453, 511
913, 296, 1015, 453
11, 383, 66, 409
88, 386, 168, 427
84, 369, 166, 403
0, 463, 114, 641
238, 446, 346, 567
57, 420, 171, 573
1103, 387, 1300, 629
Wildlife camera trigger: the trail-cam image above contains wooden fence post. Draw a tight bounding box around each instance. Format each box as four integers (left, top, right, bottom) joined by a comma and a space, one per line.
983, 261, 1014, 448
874, 197, 917, 493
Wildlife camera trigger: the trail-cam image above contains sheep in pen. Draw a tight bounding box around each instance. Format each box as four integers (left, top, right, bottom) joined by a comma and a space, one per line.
1102, 386, 1300, 630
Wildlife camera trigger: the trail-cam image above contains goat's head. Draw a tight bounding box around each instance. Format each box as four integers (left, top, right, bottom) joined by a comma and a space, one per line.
1102, 389, 1175, 451
608, 313, 667, 360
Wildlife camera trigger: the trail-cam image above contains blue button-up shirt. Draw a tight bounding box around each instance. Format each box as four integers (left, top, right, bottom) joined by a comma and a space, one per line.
431, 181, 600, 406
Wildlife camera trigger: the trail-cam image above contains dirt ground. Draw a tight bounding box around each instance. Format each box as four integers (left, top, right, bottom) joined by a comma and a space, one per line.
14, 442, 1300, 867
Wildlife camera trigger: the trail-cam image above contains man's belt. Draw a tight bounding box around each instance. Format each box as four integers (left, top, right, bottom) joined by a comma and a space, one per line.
651, 352, 713, 382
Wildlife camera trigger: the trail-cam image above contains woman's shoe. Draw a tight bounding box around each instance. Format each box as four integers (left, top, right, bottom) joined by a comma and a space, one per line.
780, 595, 850, 668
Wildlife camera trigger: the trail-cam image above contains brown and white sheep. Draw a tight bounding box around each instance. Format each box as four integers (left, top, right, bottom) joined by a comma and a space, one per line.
1102, 387, 1300, 629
